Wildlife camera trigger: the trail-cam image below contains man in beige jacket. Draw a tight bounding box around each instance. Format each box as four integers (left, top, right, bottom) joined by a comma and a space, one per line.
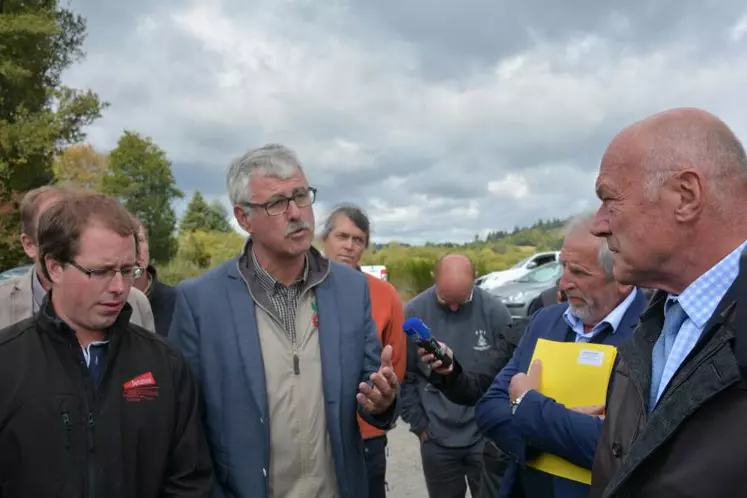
0, 186, 154, 331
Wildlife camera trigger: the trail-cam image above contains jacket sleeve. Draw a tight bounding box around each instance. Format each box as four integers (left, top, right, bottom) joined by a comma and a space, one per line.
167, 286, 201, 381
399, 302, 429, 436
430, 298, 516, 406
357, 282, 399, 429
511, 389, 604, 469
161, 351, 214, 497
475, 315, 542, 463
128, 287, 156, 333
385, 287, 407, 383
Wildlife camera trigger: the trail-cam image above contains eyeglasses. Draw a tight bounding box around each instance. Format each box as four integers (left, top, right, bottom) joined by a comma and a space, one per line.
242, 187, 317, 216
68, 261, 145, 282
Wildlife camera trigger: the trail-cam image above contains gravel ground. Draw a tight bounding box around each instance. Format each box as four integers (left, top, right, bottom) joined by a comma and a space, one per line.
385, 421, 473, 498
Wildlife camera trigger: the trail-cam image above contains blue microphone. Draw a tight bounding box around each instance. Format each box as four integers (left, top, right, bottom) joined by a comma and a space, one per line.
403, 317, 453, 369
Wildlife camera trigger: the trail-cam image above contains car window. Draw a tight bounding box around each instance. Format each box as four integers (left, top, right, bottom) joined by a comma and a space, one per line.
518, 263, 561, 283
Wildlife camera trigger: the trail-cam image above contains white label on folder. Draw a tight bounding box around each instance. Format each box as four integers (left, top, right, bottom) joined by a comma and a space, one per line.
578, 349, 604, 367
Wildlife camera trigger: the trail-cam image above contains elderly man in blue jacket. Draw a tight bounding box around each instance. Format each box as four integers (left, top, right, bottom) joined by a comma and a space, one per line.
169, 144, 399, 498
474, 212, 648, 498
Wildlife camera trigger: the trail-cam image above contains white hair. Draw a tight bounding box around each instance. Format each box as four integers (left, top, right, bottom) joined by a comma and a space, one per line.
563, 210, 614, 280
226, 144, 305, 209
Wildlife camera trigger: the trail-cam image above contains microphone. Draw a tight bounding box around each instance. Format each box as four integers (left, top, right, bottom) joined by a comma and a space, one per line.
403, 317, 453, 369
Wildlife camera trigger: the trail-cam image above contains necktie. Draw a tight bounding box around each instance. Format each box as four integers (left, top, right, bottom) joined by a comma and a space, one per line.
649, 300, 688, 412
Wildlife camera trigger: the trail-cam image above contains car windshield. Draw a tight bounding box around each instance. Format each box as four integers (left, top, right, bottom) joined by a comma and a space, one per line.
511, 257, 531, 269
516, 263, 561, 283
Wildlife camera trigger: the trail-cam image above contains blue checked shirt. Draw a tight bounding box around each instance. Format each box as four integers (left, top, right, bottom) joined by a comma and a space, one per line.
653, 241, 747, 403
563, 287, 638, 342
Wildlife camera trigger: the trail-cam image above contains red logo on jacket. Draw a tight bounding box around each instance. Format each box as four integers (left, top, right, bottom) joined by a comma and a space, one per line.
122, 372, 159, 402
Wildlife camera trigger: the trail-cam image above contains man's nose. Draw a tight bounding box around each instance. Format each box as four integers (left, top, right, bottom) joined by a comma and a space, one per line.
108, 272, 126, 294
559, 271, 573, 292
286, 200, 302, 219
590, 209, 609, 237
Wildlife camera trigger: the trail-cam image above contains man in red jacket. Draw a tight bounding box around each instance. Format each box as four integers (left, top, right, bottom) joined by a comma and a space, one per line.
321, 203, 407, 498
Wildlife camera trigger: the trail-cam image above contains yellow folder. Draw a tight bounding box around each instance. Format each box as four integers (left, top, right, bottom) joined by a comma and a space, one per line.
524, 338, 618, 485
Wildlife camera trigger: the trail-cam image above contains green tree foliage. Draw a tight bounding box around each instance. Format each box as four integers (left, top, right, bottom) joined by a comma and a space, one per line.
52, 142, 107, 190
102, 131, 183, 263
159, 230, 245, 285
159, 216, 567, 297
0, 0, 105, 270
180, 191, 232, 233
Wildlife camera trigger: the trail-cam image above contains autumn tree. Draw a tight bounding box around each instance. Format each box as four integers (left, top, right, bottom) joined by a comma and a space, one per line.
102, 131, 183, 263
0, 0, 106, 269
53, 143, 107, 190
180, 191, 232, 233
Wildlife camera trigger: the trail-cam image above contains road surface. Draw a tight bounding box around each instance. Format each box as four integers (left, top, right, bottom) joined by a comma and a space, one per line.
385, 421, 473, 498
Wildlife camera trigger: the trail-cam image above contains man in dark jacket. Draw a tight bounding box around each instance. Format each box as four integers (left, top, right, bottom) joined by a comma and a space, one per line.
132, 218, 176, 336
0, 192, 213, 498
401, 254, 512, 498
589, 107, 747, 498
417, 314, 523, 498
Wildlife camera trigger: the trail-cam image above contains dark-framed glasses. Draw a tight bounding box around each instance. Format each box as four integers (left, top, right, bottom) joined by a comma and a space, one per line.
68, 261, 145, 282
242, 187, 317, 216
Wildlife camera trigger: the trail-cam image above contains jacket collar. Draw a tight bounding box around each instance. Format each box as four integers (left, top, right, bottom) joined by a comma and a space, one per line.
35, 291, 133, 344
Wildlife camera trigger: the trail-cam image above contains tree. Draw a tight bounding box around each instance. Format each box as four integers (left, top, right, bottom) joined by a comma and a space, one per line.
180, 191, 232, 233
52, 143, 107, 190
0, 0, 106, 270
102, 131, 183, 263
206, 200, 233, 233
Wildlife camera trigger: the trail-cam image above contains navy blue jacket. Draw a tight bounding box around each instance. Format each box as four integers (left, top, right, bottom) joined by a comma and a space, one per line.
475, 289, 648, 498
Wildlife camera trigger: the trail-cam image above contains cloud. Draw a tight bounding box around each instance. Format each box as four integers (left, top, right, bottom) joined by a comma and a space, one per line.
63, 0, 747, 244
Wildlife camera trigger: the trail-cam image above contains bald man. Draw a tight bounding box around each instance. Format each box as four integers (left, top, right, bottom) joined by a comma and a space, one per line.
589, 108, 747, 498
400, 254, 512, 498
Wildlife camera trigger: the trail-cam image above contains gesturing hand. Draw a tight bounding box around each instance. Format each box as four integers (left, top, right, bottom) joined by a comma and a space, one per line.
357, 345, 398, 414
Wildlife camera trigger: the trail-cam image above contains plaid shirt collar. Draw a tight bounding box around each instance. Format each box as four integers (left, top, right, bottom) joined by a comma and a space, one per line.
670, 241, 747, 328
251, 247, 309, 294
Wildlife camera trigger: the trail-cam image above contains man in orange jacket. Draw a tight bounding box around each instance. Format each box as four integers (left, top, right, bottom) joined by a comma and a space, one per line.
321, 204, 407, 498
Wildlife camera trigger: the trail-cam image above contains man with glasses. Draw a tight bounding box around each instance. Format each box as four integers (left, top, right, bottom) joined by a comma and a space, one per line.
0, 191, 214, 497
169, 144, 399, 498
400, 253, 512, 498
0, 185, 155, 331
321, 203, 407, 498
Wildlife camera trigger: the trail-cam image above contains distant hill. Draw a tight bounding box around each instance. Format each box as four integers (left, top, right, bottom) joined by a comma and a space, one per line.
362, 217, 568, 299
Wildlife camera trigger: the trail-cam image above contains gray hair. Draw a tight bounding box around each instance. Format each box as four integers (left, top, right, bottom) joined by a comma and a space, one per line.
641, 117, 747, 203
563, 210, 614, 280
321, 203, 371, 247
226, 144, 305, 209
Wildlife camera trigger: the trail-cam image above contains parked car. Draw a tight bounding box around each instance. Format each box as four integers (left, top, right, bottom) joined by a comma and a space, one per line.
0, 265, 32, 282
487, 262, 563, 320
477, 251, 560, 292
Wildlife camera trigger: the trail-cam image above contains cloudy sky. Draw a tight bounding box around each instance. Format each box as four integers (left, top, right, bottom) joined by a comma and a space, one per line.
62, 0, 747, 244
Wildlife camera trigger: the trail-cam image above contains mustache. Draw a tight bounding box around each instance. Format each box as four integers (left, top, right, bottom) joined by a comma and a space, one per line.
566, 292, 591, 305
284, 220, 312, 236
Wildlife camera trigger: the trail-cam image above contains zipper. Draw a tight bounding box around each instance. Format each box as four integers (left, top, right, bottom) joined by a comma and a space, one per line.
71, 343, 99, 498
61, 412, 72, 449
237, 259, 329, 377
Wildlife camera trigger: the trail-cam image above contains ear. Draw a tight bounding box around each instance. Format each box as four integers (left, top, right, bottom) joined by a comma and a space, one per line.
671, 169, 705, 223
20, 233, 37, 260
233, 205, 252, 234
45, 255, 65, 285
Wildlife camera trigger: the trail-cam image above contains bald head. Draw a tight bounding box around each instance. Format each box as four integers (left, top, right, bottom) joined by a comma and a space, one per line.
610, 107, 747, 204
434, 254, 475, 311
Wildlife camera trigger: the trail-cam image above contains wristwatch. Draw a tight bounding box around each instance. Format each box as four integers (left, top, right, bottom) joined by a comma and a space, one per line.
511, 391, 529, 415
